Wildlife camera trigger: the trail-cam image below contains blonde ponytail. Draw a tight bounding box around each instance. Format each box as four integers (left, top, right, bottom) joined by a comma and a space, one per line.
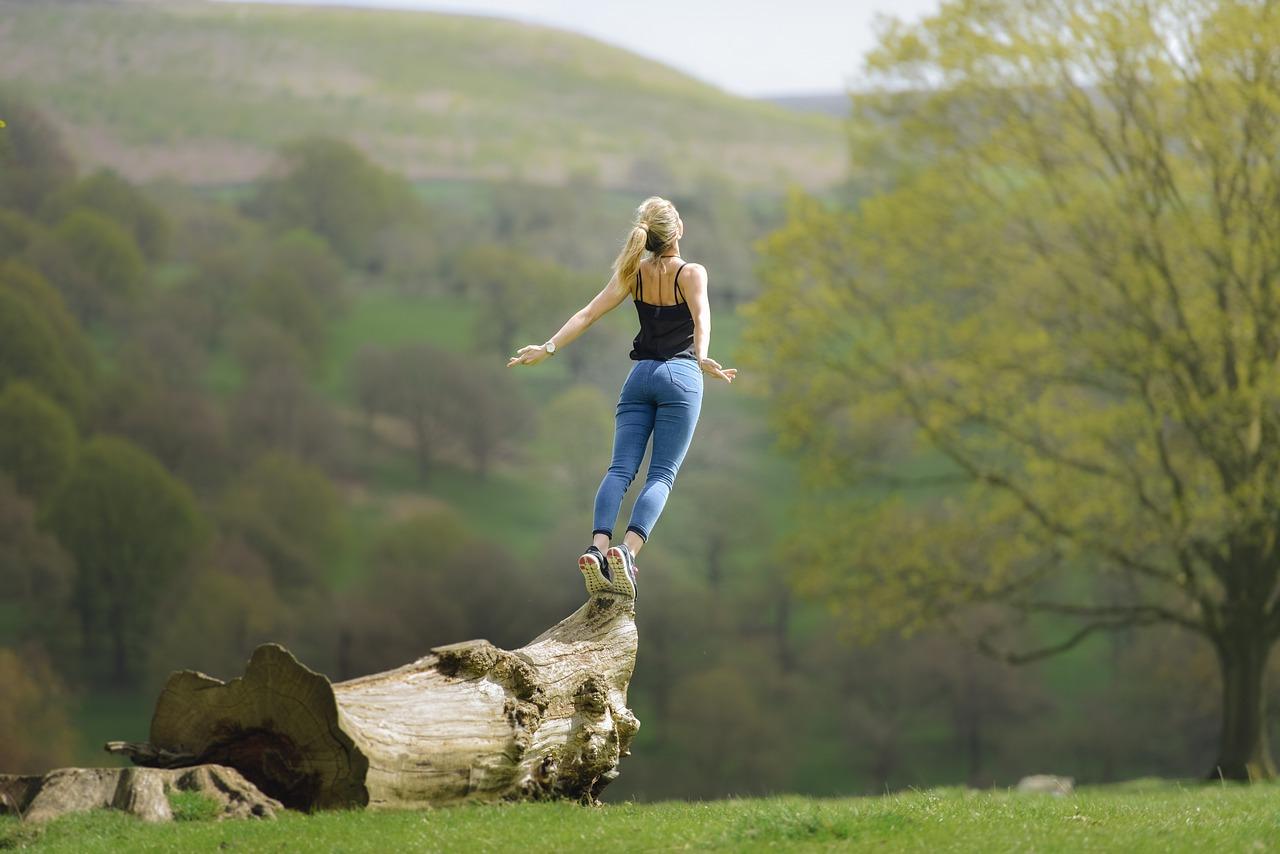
613, 225, 649, 299
611, 196, 681, 299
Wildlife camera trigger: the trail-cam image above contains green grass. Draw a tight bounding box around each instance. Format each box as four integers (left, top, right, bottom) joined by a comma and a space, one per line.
4, 784, 1278, 852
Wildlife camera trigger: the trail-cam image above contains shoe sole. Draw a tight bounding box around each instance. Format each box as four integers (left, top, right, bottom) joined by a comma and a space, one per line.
579, 553, 613, 596
605, 546, 636, 598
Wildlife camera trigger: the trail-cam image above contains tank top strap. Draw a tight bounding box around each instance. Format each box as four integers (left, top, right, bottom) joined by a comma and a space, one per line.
673, 262, 689, 304
635, 268, 642, 302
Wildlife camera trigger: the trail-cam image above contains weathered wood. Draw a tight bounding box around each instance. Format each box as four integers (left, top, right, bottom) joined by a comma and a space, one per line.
0, 764, 282, 823
105, 592, 639, 810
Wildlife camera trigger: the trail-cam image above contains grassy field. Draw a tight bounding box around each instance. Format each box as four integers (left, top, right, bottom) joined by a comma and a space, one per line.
0, 0, 845, 190
3, 782, 1276, 852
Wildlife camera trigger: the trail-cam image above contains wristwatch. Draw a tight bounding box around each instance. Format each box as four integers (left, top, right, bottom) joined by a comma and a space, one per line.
543, 339, 557, 355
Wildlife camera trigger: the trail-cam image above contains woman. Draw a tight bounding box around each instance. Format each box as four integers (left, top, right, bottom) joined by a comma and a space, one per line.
507, 196, 736, 600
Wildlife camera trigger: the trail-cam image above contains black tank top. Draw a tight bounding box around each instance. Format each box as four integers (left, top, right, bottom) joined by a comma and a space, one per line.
629, 261, 697, 362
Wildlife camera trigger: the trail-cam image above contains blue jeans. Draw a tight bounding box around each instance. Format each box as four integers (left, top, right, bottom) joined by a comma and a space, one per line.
592, 357, 704, 543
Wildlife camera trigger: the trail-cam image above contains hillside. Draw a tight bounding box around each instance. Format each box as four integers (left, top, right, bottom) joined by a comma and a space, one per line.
0, 0, 846, 190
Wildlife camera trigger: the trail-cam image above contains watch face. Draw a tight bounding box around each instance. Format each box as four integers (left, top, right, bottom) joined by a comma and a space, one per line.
545, 341, 556, 353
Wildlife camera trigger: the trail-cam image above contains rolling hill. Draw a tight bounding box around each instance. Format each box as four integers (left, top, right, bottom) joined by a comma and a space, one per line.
0, 0, 847, 190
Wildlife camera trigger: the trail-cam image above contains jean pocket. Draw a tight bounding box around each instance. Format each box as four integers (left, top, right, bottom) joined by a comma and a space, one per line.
666, 361, 702, 393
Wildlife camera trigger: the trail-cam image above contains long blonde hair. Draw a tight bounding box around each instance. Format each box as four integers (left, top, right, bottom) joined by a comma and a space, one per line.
612, 196, 680, 299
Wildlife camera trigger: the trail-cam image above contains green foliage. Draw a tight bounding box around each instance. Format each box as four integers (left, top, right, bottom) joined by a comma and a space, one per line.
218, 452, 349, 593
747, 1, 1280, 647
0, 288, 87, 420
341, 506, 572, 673
0, 476, 77, 662
451, 243, 588, 359
39, 168, 170, 260
0, 260, 96, 385
246, 229, 347, 367
0, 646, 76, 774
745, 0, 1280, 778
536, 385, 615, 497
0, 86, 75, 214
0, 209, 40, 258
0, 380, 77, 505
41, 435, 209, 687
32, 209, 147, 325
245, 136, 423, 272
146, 539, 286, 683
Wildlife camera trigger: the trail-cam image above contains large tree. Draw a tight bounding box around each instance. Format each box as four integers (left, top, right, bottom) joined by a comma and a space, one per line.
243, 136, 423, 273
41, 436, 209, 686
744, 0, 1280, 780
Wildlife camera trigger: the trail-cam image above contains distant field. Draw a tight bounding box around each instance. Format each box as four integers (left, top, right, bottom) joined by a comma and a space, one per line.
3, 782, 1275, 852
0, 0, 846, 190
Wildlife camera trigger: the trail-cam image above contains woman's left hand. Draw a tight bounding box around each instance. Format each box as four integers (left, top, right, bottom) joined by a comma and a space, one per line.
699, 357, 737, 383
507, 344, 552, 368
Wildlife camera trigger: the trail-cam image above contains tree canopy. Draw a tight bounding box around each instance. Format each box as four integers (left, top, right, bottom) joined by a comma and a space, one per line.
744, 0, 1280, 780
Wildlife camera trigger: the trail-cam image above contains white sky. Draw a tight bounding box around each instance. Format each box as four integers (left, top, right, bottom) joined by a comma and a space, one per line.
218, 0, 945, 97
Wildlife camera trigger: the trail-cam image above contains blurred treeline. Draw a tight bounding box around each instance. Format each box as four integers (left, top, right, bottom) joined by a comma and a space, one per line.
0, 84, 1263, 799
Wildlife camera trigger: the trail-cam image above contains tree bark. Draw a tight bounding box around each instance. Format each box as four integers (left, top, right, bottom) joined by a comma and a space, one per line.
1211, 631, 1277, 781
106, 593, 639, 810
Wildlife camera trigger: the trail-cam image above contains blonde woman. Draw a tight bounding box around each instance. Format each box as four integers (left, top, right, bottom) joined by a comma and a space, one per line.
507, 196, 736, 599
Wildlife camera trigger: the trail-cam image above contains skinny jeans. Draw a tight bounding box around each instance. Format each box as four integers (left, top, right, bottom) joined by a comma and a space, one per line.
592, 357, 703, 543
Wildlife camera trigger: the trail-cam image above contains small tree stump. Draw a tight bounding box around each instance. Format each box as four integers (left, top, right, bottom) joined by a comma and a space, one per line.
106, 593, 639, 810
0, 765, 282, 823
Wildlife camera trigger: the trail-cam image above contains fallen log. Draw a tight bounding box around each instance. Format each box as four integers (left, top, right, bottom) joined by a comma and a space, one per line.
105, 591, 639, 810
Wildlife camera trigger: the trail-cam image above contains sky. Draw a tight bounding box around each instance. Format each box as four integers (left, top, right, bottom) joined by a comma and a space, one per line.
218, 0, 945, 97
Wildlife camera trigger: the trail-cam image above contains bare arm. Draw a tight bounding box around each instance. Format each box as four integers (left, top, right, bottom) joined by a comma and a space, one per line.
680, 264, 736, 383
507, 271, 630, 367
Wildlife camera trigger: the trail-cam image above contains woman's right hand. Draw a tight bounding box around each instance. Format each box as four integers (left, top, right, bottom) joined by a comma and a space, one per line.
699, 357, 737, 383
507, 344, 552, 368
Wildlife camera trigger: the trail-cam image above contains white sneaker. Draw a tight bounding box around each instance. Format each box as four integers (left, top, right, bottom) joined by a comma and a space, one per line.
578, 545, 612, 596
605, 545, 638, 599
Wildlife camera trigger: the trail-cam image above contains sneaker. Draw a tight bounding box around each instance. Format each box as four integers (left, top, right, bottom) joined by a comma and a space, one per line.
605, 544, 638, 599
578, 545, 612, 596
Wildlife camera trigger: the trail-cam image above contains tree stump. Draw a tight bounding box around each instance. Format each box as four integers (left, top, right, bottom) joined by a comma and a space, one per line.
0, 765, 282, 823
106, 592, 639, 810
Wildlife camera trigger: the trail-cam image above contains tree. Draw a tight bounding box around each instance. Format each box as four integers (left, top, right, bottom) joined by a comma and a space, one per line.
0, 260, 97, 385
41, 435, 209, 687
744, 0, 1280, 780
0, 381, 77, 505
226, 327, 341, 468
448, 361, 529, 478
245, 229, 347, 368
452, 244, 585, 359
361, 342, 462, 482
39, 167, 170, 261
339, 508, 564, 677
0, 647, 77, 774
243, 136, 423, 272
536, 385, 615, 498
0, 476, 77, 664
217, 452, 348, 595
0, 87, 76, 214
0, 209, 40, 259
29, 208, 147, 326
92, 373, 230, 493
0, 288, 87, 420
146, 535, 289, 686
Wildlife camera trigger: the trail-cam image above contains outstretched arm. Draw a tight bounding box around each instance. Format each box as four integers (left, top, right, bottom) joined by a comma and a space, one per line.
507, 271, 630, 368
680, 264, 737, 383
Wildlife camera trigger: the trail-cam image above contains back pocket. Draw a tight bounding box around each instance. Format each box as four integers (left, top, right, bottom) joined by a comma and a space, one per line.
666, 361, 701, 393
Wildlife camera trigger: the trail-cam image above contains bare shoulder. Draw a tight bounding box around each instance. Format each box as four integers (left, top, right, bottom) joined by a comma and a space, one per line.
682, 262, 709, 285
